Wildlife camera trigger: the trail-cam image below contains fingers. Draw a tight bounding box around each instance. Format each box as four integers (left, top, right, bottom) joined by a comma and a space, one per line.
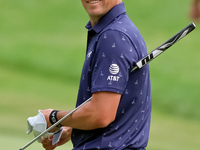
40, 109, 54, 129
55, 127, 72, 146
41, 136, 57, 150
41, 127, 72, 149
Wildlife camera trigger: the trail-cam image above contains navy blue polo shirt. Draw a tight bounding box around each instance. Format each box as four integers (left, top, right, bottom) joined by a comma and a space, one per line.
72, 2, 151, 150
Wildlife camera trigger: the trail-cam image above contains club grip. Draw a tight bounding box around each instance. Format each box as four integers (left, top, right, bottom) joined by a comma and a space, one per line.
132, 22, 196, 71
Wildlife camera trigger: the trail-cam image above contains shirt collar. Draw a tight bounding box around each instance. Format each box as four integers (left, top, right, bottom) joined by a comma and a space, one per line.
85, 2, 126, 33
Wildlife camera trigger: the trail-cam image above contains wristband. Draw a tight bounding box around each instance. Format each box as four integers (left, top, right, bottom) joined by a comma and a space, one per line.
49, 110, 62, 128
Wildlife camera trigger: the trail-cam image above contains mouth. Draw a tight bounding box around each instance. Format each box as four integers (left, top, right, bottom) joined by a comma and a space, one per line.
87, 0, 102, 4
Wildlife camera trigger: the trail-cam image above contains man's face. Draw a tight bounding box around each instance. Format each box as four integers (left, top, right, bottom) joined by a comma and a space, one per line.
81, 0, 121, 23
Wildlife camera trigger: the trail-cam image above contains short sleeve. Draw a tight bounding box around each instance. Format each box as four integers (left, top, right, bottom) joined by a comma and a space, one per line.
91, 30, 138, 94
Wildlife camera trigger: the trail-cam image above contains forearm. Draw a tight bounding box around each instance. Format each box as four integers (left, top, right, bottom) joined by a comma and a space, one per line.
57, 100, 108, 130
56, 92, 121, 130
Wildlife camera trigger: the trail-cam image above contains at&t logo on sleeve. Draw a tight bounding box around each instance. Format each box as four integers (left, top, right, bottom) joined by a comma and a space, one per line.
107, 64, 120, 81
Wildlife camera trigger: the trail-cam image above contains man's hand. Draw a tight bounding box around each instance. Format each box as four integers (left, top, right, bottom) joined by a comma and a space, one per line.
42, 126, 72, 150
26, 110, 53, 143
40, 109, 60, 132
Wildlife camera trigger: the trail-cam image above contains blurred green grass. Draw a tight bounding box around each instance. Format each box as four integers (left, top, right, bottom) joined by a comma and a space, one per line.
0, 0, 200, 150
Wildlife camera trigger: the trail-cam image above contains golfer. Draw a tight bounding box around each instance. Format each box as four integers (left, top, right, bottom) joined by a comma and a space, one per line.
41, 0, 152, 149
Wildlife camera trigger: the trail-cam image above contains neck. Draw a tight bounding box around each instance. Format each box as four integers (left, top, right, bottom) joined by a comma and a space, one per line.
89, 15, 103, 27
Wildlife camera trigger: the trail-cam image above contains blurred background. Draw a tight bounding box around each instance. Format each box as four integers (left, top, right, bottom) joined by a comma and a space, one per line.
0, 0, 199, 149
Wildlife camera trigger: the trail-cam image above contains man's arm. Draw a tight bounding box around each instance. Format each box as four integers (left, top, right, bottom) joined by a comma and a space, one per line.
42, 91, 121, 130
